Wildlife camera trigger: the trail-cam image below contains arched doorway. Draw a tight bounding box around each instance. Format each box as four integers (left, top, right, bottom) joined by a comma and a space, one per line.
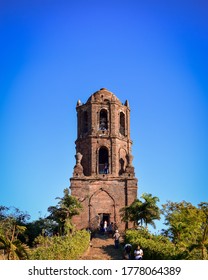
89, 189, 116, 230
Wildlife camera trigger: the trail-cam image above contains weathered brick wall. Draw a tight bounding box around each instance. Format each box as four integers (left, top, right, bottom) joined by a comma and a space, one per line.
71, 176, 137, 231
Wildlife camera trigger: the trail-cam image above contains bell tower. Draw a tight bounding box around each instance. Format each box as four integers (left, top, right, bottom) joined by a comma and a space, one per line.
70, 88, 138, 231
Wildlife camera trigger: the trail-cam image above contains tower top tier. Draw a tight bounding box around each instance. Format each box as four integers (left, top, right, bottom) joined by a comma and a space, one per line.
74, 88, 134, 177
87, 88, 122, 105
77, 88, 129, 108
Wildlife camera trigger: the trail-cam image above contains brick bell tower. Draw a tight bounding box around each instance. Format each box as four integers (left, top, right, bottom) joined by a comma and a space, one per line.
70, 88, 138, 231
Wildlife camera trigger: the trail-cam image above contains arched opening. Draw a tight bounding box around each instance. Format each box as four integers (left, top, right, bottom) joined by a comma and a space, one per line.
98, 147, 109, 174
119, 148, 127, 175
99, 109, 108, 130
89, 189, 116, 230
82, 111, 88, 133
119, 112, 125, 135
119, 158, 125, 175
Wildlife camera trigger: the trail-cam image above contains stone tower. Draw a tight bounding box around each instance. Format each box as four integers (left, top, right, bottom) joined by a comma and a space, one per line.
70, 88, 138, 231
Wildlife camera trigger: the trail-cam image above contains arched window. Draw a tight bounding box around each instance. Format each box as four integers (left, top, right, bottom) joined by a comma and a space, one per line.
99, 109, 108, 130
98, 147, 109, 174
83, 111, 88, 133
119, 112, 125, 135
119, 148, 127, 175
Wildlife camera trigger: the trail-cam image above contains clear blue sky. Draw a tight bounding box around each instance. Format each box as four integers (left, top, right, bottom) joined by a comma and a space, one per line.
0, 0, 207, 232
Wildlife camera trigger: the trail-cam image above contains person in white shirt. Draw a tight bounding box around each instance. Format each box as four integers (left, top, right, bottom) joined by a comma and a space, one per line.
134, 245, 143, 260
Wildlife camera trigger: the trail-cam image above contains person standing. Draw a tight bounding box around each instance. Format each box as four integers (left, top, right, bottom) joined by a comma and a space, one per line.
103, 220, 108, 233
123, 243, 132, 259
113, 229, 120, 249
104, 163, 108, 174
134, 245, 143, 260
107, 222, 113, 237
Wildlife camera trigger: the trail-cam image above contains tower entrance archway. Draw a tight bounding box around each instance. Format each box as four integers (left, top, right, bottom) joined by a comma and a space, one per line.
89, 188, 116, 230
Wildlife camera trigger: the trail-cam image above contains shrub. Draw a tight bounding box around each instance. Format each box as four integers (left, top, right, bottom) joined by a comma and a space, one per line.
125, 228, 183, 260
29, 230, 90, 260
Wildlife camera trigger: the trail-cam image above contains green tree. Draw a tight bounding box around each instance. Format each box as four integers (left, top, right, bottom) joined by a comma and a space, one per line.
162, 201, 203, 246
0, 207, 30, 260
188, 202, 208, 260
25, 218, 59, 246
120, 193, 160, 229
162, 201, 208, 259
140, 193, 161, 228
47, 189, 83, 235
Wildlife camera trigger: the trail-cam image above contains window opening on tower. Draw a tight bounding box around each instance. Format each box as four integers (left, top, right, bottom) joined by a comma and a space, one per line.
119, 112, 125, 135
99, 147, 109, 174
99, 109, 108, 130
83, 111, 88, 133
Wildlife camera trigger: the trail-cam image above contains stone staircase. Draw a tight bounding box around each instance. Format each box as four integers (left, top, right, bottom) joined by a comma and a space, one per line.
80, 233, 124, 260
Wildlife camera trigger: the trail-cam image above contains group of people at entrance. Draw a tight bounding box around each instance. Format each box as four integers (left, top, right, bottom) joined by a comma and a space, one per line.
100, 220, 117, 236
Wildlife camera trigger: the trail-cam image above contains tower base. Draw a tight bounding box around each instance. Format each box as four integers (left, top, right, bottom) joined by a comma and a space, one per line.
70, 174, 137, 232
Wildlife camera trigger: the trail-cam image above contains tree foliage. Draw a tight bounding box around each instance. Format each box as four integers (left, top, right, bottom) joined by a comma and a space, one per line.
1, 192, 208, 260
0, 207, 30, 259
29, 230, 90, 260
125, 228, 181, 260
162, 201, 208, 259
47, 189, 83, 235
188, 202, 208, 260
120, 193, 161, 228
25, 218, 58, 246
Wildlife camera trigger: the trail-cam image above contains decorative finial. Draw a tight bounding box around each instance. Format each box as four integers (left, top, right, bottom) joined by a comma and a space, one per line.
124, 100, 129, 107
77, 100, 82, 106
73, 152, 84, 177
